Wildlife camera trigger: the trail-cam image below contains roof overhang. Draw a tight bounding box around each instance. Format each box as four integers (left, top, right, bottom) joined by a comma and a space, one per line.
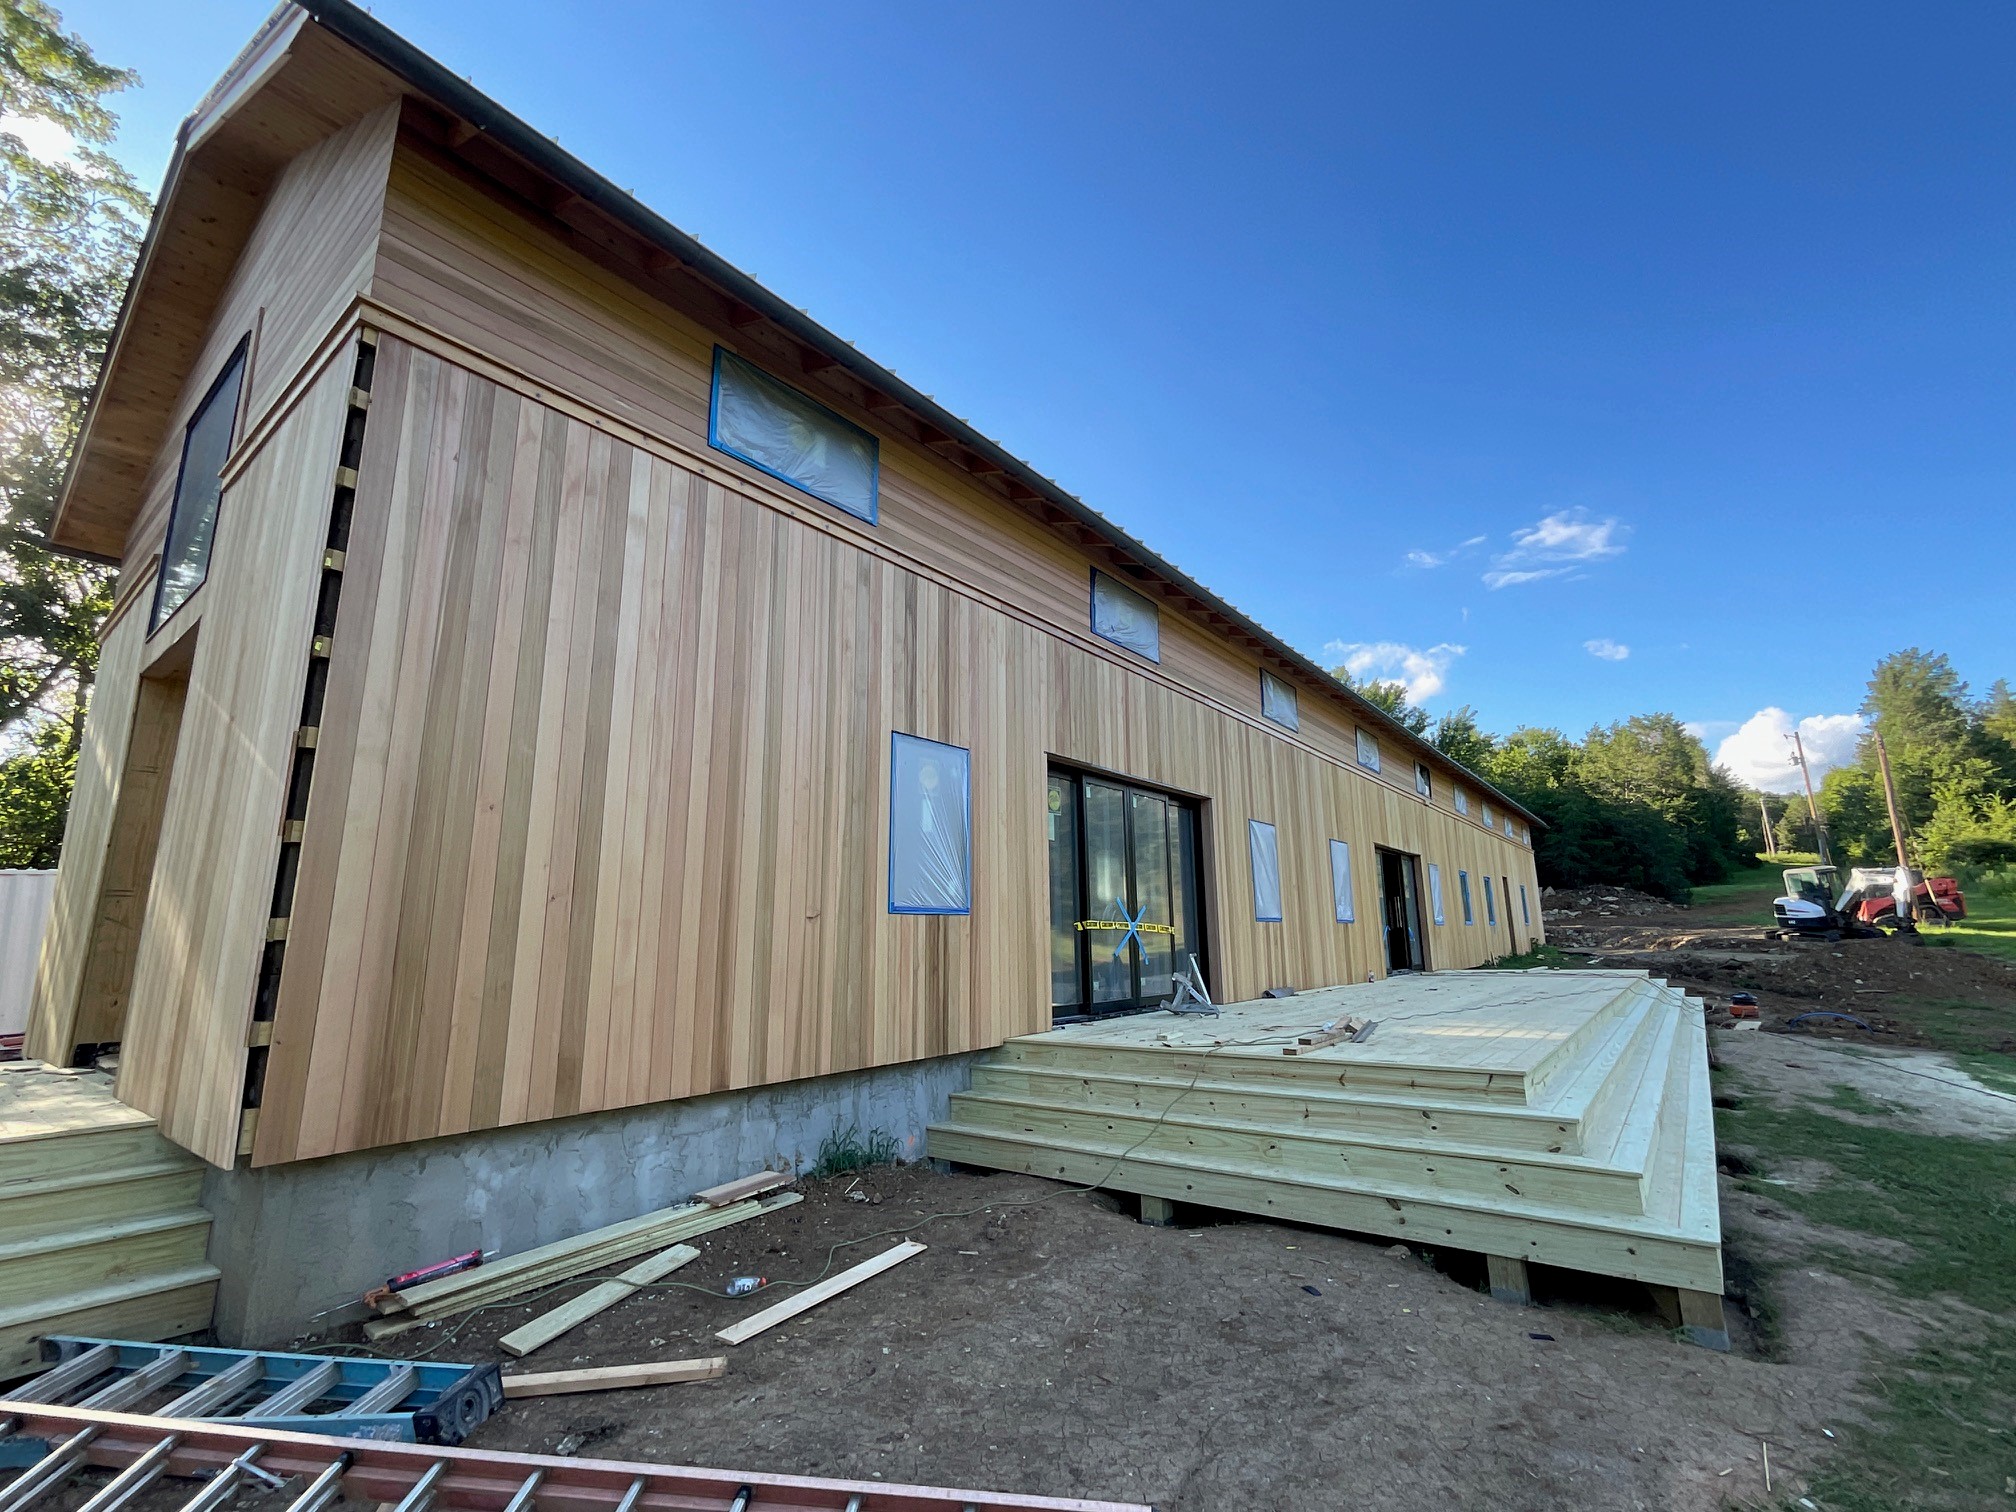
56, 0, 1543, 829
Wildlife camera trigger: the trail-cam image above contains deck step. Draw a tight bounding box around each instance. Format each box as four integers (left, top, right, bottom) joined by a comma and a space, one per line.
943, 1089, 1653, 1215
0, 1209, 215, 1311
0, 1266, 221, 1381
0, 1160, 209, 1241
925, 1120, 1722, 1292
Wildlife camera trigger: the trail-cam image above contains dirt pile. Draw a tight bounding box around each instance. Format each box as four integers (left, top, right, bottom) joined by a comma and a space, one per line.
1541, 885, 1680, 920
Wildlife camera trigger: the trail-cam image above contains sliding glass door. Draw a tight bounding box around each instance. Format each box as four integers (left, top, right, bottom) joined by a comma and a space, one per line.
1047, 767, 1205, 1018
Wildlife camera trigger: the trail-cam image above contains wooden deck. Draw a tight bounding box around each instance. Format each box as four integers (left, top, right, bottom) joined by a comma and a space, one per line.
0, 1062, 219, 1379
927, 970, 1724, 1335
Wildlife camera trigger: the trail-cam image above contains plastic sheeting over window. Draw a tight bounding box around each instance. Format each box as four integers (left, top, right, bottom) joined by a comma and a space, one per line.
1428, 863, 1445, 925
153, 339, 248, 633
1329, 839, 1355, 923
1414, 763, 1431, 798
1459, 870, 1474, 924
1485, 875, 1498, 925
1453, 786, 1470, 816
1249, 820, 1282, 922
1260, 670, 1299, 731
1504, 814, 1516, 838
1090, 570, 1160, 661
888, 733, 971, 914
1520, 884, 1531, 924
710, 348, 879, 521
1355, 729, 1381, 772
1481, 802, 1494, 829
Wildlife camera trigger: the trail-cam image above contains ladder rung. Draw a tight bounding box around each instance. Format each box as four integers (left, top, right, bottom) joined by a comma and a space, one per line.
389, 1458, 449, 1512
163, 1354, 264, 1419
80, 1351, 190, 1412
347, 1363, 417, 1415
240, 1360, 339, 1419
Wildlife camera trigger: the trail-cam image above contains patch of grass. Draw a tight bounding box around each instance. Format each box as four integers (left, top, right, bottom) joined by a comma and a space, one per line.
1819, 1082, 1903, 1117
1954, 1050, 2016, 1097
1715, 1095, 2016, 1502
811, 1124, 901, 1178
1480, 942, 1583, 970
1884, 996, 2016, 1059
1685, 866, 1798, 925
1917, 882, 2016, 966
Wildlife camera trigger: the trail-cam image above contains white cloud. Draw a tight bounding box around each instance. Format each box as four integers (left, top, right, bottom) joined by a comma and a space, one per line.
1584, 638, 1630, 661
1402, 534, 1488, 571
1324, 640, 1466, 702
1484, 508, 1627, 589
1712, 708, 1866, 793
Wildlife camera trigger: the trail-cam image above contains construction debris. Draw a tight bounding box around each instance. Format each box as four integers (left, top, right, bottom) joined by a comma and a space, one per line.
692, 1171, 792, 1207
496, 1244, 699, 1358
1281, 1016, 1373, 1054
715, 1241, 927, 1346
498, 1357, 726, 1398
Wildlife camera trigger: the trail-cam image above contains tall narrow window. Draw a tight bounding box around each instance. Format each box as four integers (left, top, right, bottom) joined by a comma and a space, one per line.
1329, 839, 1355, 923
1453, 785, 1470, 816
152, 339, 249, 633
1484, 875, 1497, 925
1459, 870, 1474, 924
888, 733, 971, 914
1260, 670, 1299, 731
1503, 814, 1516, 838
1415, 762, 1432, 798
1481, 802, 1494, 829
1355, 729, 1381, 773
1248, 820, 1282, 923
1520, 883, 1531, 925
710, 348, 879, 521
1090, 570, 1160, 661
1428, 862, 1445, 925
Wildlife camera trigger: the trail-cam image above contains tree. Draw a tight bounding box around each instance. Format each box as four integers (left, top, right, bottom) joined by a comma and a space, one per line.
1330, 668, 1431, 735
1429, 704, 1494, 773
0, 0, 143, 862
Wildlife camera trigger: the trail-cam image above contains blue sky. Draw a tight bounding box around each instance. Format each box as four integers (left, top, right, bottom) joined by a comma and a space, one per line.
53, 1, 2016, 790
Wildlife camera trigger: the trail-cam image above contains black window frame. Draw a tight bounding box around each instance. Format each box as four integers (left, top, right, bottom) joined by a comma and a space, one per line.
150, 335, 251, 637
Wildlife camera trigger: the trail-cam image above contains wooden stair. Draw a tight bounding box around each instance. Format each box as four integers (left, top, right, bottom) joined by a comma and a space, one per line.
928, 970, 1722, 1294
0, 1063, 219, 1379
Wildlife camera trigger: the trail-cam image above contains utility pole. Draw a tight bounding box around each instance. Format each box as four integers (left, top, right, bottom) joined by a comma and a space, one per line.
1759, 796, 1776, 859
1873, 731, 1921, 930
1789, 731, 1831, 867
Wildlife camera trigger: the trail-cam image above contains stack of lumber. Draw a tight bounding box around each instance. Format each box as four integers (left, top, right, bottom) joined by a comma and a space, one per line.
928, 970, 1722, 1296
366, 1192, 801, 1340
0, 1062, 218, 1378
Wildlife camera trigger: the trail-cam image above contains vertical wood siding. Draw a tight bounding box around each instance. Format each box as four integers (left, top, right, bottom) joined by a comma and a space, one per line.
253, 337, 1542, 1166
113, 360, 353, 1167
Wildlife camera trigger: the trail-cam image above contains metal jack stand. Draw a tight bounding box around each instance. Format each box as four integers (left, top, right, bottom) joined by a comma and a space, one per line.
1164, 954, 1216, 1016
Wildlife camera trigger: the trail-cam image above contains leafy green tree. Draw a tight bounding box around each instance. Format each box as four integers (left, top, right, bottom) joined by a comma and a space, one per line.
1330, 668, 1431, 735
0, 0, 143, 862
1429, 704, 1494, 773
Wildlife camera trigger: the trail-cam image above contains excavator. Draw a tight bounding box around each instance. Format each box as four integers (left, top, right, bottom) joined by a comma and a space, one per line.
1770, 864, 1966, 941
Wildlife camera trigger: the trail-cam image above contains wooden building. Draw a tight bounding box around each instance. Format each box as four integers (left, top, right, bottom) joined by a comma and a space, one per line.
26, 1, 1543, 1184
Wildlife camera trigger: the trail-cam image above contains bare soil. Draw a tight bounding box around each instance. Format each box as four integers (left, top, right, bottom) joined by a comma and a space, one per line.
24, 887, 2016, 1512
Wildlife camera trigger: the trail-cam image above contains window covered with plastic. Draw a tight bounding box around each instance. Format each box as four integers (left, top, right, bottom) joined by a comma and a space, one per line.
1484, 875, 1497, 925
888, 733, 971, 914
1248, 820, 1282, 922
710, 348, 879, 522
1428, 863, 1445, 925
153, 339, 249, 633
1414, 762, 1431, 798
1329, 839, 1355, 923
1459, 870, 1474, 924
1355, 729, 1381, 773
1503, 814, 1516, 838
1520, 883, 1531, 924
1260, 670, 1299, 731
1090, 570, 1160, 661
1454, 786, 1470, 816
1481, 802, 1494, 829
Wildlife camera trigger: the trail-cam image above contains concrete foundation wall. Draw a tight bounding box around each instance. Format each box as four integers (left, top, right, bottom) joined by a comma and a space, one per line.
201, 1051, 983, 1345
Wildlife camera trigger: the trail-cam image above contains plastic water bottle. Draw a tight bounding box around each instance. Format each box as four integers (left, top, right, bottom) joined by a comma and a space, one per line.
725, 1276, 767, 1297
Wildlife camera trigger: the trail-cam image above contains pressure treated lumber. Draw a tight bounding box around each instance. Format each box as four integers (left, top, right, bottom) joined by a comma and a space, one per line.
929, 972, 1726, 1305
496, 1244, 699, 1358
716, 1241, 926, 1345
365, 1194, 801, 1339
1486, 1255, 1531, 1306
499, 1357, 724, 1397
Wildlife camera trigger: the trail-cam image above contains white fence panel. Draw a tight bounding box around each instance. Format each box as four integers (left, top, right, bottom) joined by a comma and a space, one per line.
0, 868, 56, 1037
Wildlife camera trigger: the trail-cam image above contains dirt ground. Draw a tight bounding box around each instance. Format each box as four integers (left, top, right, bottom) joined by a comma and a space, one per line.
21, 885, 2016, 1511
1543, 884, 2016, 1049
